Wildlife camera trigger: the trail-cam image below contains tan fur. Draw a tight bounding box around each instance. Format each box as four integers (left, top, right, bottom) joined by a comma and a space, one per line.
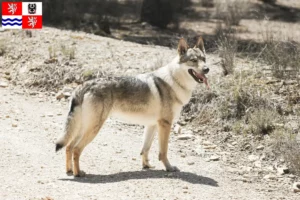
56, 37, 209, 177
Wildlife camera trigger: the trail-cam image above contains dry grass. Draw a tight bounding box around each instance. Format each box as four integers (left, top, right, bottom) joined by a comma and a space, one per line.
201, 0, 214, 7
215, 23, 237, 75
273, 129, 300, 176
61, 44, 76, 60
247, 109, 278, 135
259, 29, 300, 79
0, 40, 7, 56
214, 0, 250, 26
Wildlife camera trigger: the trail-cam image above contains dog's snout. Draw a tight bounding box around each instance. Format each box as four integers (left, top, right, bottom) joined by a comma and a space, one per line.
202, 66, 209, 74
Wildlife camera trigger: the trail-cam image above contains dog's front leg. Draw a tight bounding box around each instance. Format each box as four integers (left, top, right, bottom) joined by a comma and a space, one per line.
140, 125, 156, 169
158, 119, 179, 172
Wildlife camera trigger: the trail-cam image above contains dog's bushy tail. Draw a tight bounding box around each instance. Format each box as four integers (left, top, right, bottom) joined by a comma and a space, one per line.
55, 97, 82, 152
55, 82, 96, 152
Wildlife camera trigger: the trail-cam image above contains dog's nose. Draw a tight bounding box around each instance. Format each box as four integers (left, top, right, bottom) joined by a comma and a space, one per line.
202, 66, 209, 74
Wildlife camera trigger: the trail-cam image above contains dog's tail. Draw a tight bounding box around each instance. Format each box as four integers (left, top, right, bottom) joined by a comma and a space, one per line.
55, 96, 82, 152
55, 82, 96, 152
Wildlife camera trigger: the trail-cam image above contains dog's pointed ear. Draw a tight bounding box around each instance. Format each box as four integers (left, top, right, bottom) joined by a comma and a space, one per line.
195, 36, 205, 52
177, 38, 188, 56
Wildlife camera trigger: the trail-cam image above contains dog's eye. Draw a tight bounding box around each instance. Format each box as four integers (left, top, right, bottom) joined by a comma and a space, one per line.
190, 59, 197, 63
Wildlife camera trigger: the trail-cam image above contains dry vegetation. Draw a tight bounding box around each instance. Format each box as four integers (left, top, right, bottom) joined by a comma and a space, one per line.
180, 0, 300, 175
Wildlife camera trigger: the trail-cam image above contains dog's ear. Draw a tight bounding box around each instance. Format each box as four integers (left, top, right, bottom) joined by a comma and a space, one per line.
195, 36, 205, 52
177, 38, 188, 56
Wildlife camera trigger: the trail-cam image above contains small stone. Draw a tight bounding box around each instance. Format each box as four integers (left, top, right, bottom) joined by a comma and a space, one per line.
182, 186, 188, 189
293, 182, 300, 193
174, 124, 181, 134
0, 81, 8, 87
254, 160, 262, 168
256, 145, 264, 150
47, 113, 54, 117
12, 123, 18, 127
132, 158, 136, 161
209, 155, 220, 161
277, 167, 289, 175
248, 155, 259, 162
263, 174, 277, 180
203, 141, 213, 146
231, 141, 237, 146
203, 144, 217, 149
187, 161, 195, 165
56, 92, 64, 100
63, 92, 71, 98
177, 134, 193, 140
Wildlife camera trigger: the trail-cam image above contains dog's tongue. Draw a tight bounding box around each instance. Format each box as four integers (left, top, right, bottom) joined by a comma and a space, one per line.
203, 77, 209, 89
197, 73, 209, 89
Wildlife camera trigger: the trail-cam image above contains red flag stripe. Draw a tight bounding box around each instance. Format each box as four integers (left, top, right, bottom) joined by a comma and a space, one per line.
2, 2, 22, 15
22, 16, 42, 29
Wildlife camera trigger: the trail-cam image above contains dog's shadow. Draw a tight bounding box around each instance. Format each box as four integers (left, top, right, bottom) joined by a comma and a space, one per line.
59, 169, 218, 186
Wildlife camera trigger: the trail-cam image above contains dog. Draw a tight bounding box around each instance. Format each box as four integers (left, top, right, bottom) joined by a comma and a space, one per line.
55, 36, 209, 177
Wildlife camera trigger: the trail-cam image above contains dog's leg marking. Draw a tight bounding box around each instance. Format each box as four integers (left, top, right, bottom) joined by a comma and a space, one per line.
141, 125, 156, 169
65, 136, 81, 175
157, 119, 179, 172
72, 99, 110, 177
66, 145, 73, 174
72, 123, 104, 177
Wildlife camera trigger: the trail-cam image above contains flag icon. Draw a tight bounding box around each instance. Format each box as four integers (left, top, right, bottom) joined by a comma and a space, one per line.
1, 2, 42, 30
2, 16, 22, 29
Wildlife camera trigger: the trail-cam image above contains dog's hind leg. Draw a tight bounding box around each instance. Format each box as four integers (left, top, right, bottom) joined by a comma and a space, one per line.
65, 136, 80, 175
158, 119, 179, 172
72, 98, 110, 177
140, 125, 156, 169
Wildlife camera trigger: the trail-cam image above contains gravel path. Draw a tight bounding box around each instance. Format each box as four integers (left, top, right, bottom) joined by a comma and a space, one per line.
0, 86, 298, 200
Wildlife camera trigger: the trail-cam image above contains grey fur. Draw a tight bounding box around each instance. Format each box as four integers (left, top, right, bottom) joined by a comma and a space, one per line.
55, 37, 209, 176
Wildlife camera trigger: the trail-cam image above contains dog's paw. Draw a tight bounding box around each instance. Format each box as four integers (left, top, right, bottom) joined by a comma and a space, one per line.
143, 163, 155, 169
66, 170, 73, 176
166, 166, 180, 172
74, 170, 86, 178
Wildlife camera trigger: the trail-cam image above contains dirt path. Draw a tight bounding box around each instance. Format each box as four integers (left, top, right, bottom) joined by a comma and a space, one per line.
0, 86, 297, 200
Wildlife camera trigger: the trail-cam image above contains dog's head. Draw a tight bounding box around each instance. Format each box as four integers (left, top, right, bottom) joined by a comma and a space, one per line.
177, 36, 209, 88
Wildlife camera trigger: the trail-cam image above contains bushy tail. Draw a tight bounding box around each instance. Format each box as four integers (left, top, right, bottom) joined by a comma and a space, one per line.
56, 98, 81, 152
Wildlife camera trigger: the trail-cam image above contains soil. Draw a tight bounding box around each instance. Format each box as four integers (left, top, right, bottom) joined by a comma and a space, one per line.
0, 86, 298, 200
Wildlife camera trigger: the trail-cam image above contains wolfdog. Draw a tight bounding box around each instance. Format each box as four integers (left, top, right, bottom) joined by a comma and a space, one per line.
56, 37, 209, 177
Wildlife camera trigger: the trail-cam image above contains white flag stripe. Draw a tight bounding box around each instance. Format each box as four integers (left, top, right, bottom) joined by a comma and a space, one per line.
22, 2, 42, 15
3, 25, 22, 29
2, 15, 22, 29
2, 16, 22, 19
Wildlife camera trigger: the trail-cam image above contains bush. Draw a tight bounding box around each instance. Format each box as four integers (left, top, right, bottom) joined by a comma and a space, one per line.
260, 25, 300, 79
216, 24, 237, 75
273, 130, 300, 176
248, 109, 278, 135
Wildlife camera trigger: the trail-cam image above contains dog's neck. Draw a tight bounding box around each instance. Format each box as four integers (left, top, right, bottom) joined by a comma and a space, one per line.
155, 56, 197, 105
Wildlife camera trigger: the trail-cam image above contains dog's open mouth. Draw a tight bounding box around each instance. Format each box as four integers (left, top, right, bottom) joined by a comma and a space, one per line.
188, 69, 209, 88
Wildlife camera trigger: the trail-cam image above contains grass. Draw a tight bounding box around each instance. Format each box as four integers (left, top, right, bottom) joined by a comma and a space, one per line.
215, 23, 237, 75
61, 44, 76, 60
247, 109, 278, 135
273, 129, 300, 176
0, 40, 7, 56
201, 0, 214, 7
214, 0, 250, 26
